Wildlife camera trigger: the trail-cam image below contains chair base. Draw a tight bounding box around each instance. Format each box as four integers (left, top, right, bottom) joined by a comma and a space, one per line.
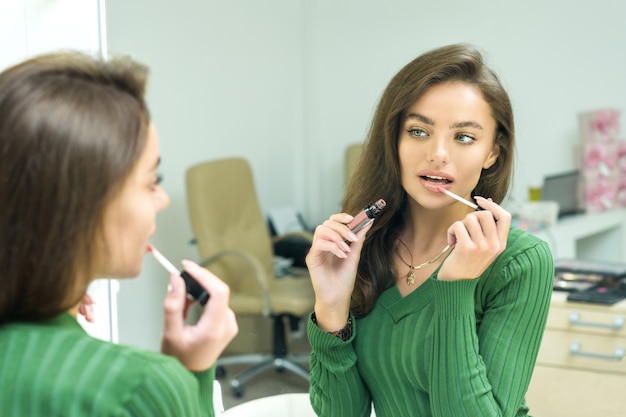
218, 353, 310, 398
217, 313, 310, 397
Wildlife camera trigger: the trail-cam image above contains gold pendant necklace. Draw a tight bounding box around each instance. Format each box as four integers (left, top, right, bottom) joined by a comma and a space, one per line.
395, 239, 453, 286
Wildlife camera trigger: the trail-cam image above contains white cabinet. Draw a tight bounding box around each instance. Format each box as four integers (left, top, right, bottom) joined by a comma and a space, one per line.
526, 293, 626, 417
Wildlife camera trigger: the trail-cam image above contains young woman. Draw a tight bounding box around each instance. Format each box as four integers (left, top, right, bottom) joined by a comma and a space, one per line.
0, 52, 238, 416
306, 44, 553, 416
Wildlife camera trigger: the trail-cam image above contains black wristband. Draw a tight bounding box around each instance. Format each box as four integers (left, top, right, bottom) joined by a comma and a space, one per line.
312, 313, 353, 341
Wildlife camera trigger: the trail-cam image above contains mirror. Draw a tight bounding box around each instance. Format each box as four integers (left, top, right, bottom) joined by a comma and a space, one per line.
4, 1, 625, 414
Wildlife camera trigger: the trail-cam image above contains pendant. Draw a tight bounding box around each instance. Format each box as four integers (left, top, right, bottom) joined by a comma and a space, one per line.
406, 270, 415, 286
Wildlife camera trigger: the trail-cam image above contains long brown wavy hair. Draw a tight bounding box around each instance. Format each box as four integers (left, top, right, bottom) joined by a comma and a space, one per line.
344, 44, 515, 318
0, 52, 150, 323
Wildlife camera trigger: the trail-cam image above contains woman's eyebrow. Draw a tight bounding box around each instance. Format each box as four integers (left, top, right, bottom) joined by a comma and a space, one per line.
450, 121, 483, 130
405, 113, 434, 125
406, 113, 483, 130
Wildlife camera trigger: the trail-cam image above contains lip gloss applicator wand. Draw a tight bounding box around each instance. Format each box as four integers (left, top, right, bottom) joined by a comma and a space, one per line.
437, 187, 482, 211
147, 244, 209, 306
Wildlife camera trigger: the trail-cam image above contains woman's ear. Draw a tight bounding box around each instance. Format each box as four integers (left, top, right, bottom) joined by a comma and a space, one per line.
483, 143, 500, 170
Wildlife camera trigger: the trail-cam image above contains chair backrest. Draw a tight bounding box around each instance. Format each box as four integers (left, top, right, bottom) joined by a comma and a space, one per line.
345, 143, 364, 185
186, 157, 275, 295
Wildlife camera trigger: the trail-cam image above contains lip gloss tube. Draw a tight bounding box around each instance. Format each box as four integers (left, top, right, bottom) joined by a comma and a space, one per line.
148, 244, 209, 306
347, 199, 387, 233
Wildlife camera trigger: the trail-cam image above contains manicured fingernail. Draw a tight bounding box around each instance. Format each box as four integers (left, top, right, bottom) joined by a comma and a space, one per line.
181, 259, 198, 271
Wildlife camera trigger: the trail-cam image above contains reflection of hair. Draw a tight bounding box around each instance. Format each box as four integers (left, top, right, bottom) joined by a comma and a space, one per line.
344, 44, 515, 318
0, 52, 150, 323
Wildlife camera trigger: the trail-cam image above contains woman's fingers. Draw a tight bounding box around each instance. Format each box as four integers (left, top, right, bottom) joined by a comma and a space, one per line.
305, 212, 373, 324
162, 273, 186, 339
307, 213, 369, 261
441, 199, 511, 280
476, 196, 511, 241
78, 293, 95, 323
161, 261, 238, 372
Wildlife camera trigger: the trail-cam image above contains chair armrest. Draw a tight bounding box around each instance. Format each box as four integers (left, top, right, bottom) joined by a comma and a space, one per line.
199, 250, 272, 316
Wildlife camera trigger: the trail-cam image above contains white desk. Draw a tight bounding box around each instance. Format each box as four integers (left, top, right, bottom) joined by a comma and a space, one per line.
533, 208, 626, 262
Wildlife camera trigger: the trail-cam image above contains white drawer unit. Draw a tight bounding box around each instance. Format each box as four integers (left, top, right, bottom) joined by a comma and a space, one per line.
526, 292, 626, 417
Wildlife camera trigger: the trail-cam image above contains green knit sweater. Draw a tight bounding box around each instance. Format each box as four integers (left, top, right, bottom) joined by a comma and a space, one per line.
0, 313, 216, 416
308, 227, 553, 417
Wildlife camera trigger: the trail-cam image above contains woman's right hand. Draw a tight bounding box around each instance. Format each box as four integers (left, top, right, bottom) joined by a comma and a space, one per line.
160, 260, 238, 372
305, 213, 372, 332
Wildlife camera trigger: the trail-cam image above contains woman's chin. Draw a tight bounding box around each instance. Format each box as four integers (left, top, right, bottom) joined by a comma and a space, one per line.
96, 264, 142, 280
124, 264, 143, 278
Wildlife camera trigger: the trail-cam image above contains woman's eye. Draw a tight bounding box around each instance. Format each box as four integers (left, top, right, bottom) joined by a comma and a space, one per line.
407, 128, 427, 138
456, 133, 475, 144
156, 174, 163, 185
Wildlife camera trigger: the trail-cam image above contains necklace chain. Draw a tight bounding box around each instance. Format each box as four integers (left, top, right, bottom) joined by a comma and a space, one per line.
395, 239, 452, 286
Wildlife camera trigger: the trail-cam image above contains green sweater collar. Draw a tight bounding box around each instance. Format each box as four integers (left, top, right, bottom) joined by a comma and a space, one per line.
378, 278, 435, 323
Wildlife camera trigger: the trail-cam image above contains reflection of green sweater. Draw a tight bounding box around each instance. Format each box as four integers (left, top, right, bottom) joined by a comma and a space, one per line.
308, 228, 553, 417
0, 313, 215, 417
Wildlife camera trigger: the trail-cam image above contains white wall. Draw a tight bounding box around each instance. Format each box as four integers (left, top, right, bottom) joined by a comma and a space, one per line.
0, 0, 101, 69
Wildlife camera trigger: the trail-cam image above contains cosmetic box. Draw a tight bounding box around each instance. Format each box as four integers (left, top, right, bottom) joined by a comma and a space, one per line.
553, 258, 626, 305
555, 258, 626, 283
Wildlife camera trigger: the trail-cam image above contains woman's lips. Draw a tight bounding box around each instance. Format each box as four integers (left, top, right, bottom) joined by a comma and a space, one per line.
419, 175, 452, 192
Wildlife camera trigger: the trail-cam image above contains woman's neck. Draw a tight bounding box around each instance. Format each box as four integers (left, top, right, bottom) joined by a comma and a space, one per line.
402, 202, 471, 252
67, 306, 78, 318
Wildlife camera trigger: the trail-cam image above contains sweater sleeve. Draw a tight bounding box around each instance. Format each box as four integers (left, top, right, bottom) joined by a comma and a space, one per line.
308, 313, 372, 417
428, 239, 553, 417
122, 361, 217, 417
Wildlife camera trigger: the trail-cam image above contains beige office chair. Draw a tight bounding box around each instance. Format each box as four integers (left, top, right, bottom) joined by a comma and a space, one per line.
185, 157, 315, 398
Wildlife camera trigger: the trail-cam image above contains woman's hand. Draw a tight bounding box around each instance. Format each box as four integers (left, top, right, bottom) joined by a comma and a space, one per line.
78, 293, 95, 323
305, 213, 371, 332
161, 260, 238, 371
438, 196, 511, 281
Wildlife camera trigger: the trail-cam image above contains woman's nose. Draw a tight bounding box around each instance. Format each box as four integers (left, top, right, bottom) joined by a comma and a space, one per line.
427, 137, 449, 164
156, 187, 170, 211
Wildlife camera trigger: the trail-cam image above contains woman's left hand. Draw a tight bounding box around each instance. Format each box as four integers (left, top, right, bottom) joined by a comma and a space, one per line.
438, 196, 511, 281
161, 260, 238, 372
78, 293, 95, 323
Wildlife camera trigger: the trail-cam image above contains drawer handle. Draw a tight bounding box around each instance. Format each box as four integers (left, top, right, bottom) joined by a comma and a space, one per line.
569, 342, 625, 361
569, 312, 625, 330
